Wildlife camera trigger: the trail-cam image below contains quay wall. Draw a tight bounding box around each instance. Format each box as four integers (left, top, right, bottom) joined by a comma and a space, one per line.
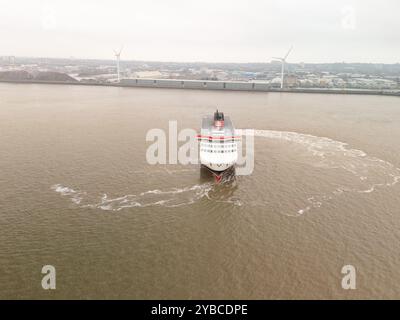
1, 79, 399, 96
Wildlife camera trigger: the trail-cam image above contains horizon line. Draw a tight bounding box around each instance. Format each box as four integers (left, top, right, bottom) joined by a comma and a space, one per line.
2, 54, 400, 66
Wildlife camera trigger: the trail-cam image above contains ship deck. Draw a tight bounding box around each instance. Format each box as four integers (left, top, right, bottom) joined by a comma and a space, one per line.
201, 115, 235, 137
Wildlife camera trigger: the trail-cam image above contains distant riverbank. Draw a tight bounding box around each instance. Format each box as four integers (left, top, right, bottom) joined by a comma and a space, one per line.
1, 78, 399, 97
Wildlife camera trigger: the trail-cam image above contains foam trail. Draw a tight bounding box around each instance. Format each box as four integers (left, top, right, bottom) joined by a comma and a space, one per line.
51, 184, 84, 205
237, 129, 400, 215
52, 183, 214, 211
52, 129, 400, 215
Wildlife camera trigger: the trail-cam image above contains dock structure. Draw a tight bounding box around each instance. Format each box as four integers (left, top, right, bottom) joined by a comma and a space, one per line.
1, 78, 399, 96
119, 78, 400, 96
120, 78, 261, 91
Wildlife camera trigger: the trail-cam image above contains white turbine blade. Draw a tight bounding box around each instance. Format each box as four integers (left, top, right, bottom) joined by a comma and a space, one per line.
272, 57, 283, 61
284, 46, 293, 60
113, 45, 124, 56
118, 45, 124, 56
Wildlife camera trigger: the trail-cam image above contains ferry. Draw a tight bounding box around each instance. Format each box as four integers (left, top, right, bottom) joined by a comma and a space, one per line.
198, 110, 239, 182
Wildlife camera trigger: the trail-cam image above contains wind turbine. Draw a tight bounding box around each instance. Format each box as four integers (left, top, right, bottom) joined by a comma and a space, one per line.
272, 46, 293, 89
114, 46, 123, 82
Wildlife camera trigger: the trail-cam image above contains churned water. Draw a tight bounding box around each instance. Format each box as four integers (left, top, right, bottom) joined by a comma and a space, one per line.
1, 83, 400, 298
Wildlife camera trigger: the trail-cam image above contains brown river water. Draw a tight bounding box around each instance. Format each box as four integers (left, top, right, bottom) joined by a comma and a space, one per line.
0, 83, 400, 299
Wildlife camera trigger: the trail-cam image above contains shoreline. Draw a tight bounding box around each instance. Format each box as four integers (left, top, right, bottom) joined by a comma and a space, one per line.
1, 79, 399, 97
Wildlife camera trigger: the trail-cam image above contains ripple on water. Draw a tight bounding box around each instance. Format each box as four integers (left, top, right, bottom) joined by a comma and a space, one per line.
52, 129, 400, 216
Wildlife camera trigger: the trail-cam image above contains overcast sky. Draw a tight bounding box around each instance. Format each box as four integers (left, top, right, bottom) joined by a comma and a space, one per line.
0, 0, 399, 63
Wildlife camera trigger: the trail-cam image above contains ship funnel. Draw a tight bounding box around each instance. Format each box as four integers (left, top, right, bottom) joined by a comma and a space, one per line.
214, 109, 225, 128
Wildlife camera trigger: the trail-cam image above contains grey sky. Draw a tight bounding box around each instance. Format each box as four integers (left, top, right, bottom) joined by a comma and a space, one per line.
0, 0, 399, 63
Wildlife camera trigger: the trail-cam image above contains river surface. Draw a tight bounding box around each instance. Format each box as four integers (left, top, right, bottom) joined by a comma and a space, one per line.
1, 83, 400, 299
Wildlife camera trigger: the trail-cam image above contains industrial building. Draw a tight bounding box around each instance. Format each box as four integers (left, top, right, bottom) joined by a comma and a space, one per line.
120, 78, 270, 92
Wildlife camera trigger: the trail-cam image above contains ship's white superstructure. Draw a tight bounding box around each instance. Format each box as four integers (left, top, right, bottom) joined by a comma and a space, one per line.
198, 110, 239, 177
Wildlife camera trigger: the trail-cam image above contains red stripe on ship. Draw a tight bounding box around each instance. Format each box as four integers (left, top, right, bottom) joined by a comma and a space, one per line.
196, 135, 240, 140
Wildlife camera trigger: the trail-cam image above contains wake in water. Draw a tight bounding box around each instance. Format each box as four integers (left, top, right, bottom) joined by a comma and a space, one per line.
52, 183, 214, 211
52, 129, 400, 215
238, 129, 400, 215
